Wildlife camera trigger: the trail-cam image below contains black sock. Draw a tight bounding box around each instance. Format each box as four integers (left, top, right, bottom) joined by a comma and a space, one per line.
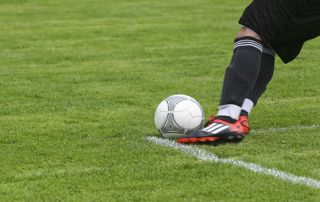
248, 46, 275, 104
220, 37, 263, 107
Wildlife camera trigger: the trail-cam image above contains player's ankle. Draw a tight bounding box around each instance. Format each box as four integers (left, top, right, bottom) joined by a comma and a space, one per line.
217, 104, 241, 120
240, 110, 249, 117
241, 98, 254, 116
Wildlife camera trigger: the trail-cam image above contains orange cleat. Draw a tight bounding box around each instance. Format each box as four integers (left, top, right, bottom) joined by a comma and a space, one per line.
177, 115, 250, 144
238, 115, 250, 135
205, 115, 250, 135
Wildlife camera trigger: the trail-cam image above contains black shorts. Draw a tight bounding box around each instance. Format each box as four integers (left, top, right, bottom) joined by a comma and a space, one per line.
239, 0, 320, 63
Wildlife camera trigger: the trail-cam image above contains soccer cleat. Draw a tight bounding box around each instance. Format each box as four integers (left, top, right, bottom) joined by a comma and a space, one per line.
177, 118, 245, 144
238, 115, 250, 135
205, 115, 250, 135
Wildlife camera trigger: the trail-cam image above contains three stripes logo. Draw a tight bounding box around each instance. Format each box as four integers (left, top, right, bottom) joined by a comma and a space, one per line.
201, 123, 229, 134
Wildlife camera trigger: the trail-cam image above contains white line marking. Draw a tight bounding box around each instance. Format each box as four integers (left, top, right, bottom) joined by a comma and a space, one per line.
251, 124, 320, 135
262, 97, 320, 104
146, 136, 320, 189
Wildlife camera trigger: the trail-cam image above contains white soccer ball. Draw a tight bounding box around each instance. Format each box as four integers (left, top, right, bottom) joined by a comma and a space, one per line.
154, 94, 205, 138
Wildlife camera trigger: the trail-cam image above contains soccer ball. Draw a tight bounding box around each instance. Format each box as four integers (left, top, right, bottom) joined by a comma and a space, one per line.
154, 94, 205, 138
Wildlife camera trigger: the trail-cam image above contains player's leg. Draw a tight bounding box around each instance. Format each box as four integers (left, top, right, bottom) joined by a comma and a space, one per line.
178, 0, 287, 144
238, 46, 275, 133
240, 0, 320, 115
177, 0, 282, 144
177, 28, 264, 144
247, 46, 275, 106
241, 47, 275, 113
217, 27, 263, 122
205, 46, 275, 134
236, 27, 262, 40
206, 27, 264, 120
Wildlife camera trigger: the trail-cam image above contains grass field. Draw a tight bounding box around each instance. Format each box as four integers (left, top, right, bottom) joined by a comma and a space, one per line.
0, 0, 319, 201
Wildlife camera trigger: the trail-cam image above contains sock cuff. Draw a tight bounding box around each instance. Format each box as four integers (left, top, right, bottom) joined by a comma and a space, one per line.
234, 37, 263, 52
217, 104, 241, 120
241, 98, 254, 114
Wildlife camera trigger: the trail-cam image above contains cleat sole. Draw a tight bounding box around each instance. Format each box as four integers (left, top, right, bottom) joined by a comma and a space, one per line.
176, 133, 244, 144
177, 136, 220, 144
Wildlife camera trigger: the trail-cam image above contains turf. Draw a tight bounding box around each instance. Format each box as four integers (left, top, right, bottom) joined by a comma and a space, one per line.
0, 0, 319, 201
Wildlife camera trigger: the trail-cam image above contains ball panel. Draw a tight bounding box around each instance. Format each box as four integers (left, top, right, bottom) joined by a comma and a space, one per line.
186, 100, 204, 117
187, 117, 204, 130
166, 95, 188, 111
154, 101, 169, 129
161, 113, 185, 137
156, 100, 169, 112
173, 110, 192, 129
155, 112, 168, 129
173, 100, 190, 112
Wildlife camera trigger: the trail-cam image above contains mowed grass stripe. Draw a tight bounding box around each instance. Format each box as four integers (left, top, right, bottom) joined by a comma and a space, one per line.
0, 0, 319, 201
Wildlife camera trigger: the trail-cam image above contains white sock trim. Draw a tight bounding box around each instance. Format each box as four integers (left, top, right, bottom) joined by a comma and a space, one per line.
217, 104, 241, 120
262, 48, 275, 57
241, 98, 254, 114
234, 39, 263, 52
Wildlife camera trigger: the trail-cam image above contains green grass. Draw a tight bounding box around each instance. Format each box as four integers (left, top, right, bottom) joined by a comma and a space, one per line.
0, 0, 319, 201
